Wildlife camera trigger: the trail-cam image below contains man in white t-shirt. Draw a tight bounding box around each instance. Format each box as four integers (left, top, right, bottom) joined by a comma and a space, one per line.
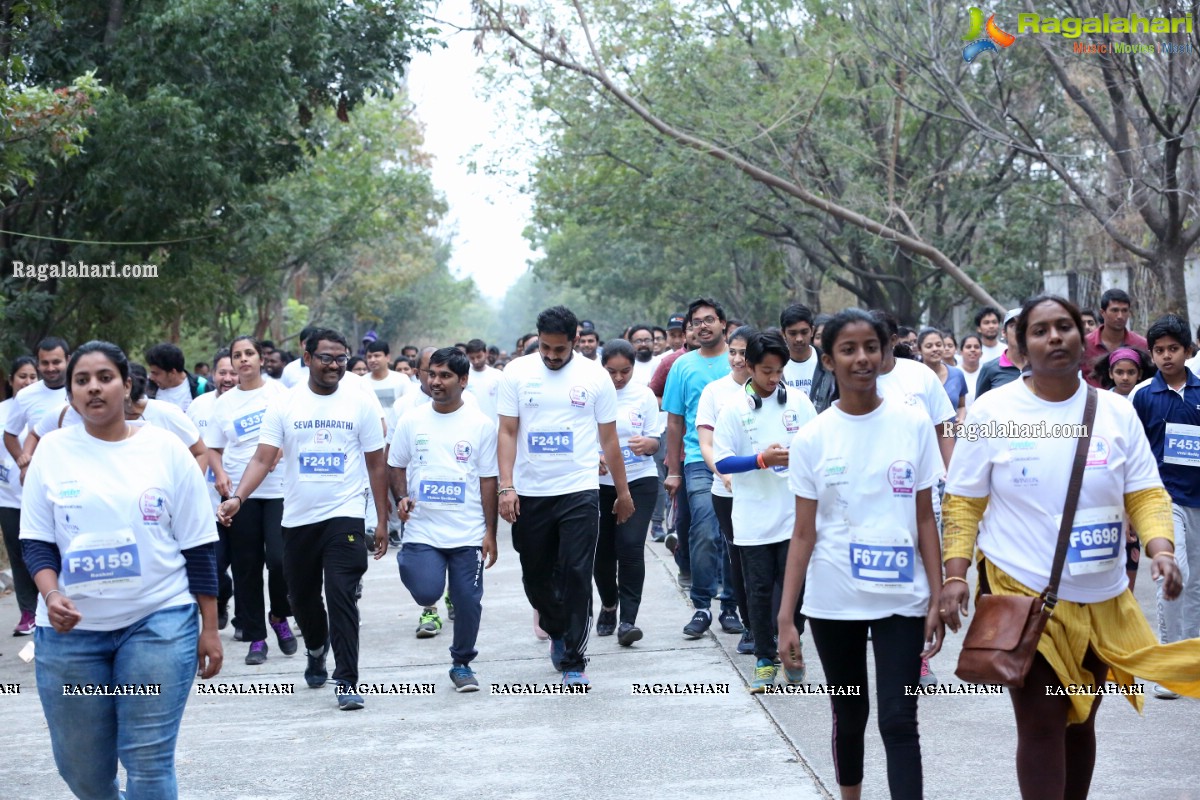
364, 340, 409, 430
498, 306, 634, 687
627, 324, 661, 387
463, 339, 502, 424
3, 336, 69, 478
873, 311, 956, 470
780, 304, 835, 412
145, 342, 207, 412
389, 347, 498, 693
974, 306, 1005, 363
217, 329, 389, 711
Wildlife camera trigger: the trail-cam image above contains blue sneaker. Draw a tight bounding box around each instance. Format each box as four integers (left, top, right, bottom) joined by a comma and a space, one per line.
549, 638, 566, 671
335, 681, 364, 711
449, 664, 479, 693
562, 670, 590, 687
750, 658, 778, 693
305, 644, 328, 688
736, 630, 755, 655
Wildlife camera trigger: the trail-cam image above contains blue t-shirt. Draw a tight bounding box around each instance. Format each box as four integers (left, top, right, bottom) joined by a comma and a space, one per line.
942, 366, 967, 409
1132, 370, 1200, 507
662, 350, 731, 465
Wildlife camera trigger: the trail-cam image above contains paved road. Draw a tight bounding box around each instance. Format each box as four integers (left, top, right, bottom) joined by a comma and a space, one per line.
1, 524, 1197, 799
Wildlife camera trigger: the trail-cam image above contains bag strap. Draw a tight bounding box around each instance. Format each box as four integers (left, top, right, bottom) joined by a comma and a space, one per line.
1043, 385, 1098, 611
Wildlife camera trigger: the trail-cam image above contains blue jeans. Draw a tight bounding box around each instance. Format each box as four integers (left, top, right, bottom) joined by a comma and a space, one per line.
398, 543, 485, 666
684, 461, 733, 611
35, 603, 199, 800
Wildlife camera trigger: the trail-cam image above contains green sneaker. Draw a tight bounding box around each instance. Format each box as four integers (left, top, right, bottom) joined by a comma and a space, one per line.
416, 607, 442, 638
444, 591, 455, 622
750, 658, 778, 693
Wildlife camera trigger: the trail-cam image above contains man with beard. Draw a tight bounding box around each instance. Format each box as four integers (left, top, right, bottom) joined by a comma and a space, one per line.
628, 324, 660, 387
4, 336, 70, 476
264, 348, 286, 382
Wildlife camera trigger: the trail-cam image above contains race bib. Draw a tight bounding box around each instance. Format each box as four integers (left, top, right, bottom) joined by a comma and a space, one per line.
1061, 506, 1123, 576
61, 530, 142, 595
233, 408, 267, 438
1164, 423, 1200, 467
418, 479, 466, 505
621, 445, 645, 466
0, 463, 9, 484
527, 428, 574, 457
848, 527, 916, 593
298, 451, 346, 481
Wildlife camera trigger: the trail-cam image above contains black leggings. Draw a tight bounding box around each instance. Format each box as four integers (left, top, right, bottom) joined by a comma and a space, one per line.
595, 477, 658, 624
808, 615, 924, 798
0, 507, 36, 614
228, 497, 289, 642
710, 494, 748, 624
739, 539, 805, 659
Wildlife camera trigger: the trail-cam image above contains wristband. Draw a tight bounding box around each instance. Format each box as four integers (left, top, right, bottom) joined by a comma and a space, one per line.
667, 474, 683, 479
231, 495, 243, 506
44, 589, 63, 603
1151, 550, 1176, 560
756, 452, 767, 470
498, 487, 515, 496
942, 576, 969, 587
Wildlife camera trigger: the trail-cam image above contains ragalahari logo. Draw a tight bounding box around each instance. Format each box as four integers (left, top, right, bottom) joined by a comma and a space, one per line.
962, 7, 1016, 62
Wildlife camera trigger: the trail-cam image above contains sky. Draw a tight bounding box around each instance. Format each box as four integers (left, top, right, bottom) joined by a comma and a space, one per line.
406, 1, 540, 302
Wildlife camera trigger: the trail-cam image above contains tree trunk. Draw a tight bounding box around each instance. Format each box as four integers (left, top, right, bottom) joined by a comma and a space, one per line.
1155, 245, 1189, 318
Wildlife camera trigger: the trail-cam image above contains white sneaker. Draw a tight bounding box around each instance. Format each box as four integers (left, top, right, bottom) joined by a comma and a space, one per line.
1153, 683, 1180, 699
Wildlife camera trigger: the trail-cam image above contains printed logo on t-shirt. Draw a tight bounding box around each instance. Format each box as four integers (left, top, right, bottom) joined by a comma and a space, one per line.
1086, 437, 1109, 468
888, 461, 916, 496
782, 409, 800, 433
454, 440, 472, 463
139, 488, 166, 523
1013, 465, 1039, 488
903, 392, 919, 406
415, 434, 430, 450
569, 386, 588, 408
628, 410, 644, 429
314, 429, 331, 445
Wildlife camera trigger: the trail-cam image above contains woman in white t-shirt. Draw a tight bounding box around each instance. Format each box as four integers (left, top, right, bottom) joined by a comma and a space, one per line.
958, 333, 984, 407
778, 309, 944, 800
20, 341, 221, 799
696, 325, 755, 653
594, 340, 660, 646
205, 335, 295, 666
1, 356, 40, 635
941, 296, 1198, 799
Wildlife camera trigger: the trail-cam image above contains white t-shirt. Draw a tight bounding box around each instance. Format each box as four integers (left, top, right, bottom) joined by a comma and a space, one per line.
696, 375, 748, 498
41, 399, 200, 450
186, 390, 221, 511
465, 365, 502, 424
0, 399, 26, 509
631, 355, 661, 387
388, 403, 498, 548
714, 387, 817, 545
3, 380, 66, 437
600, 383, 660, 486
204, 382, 288, 499
783, 354, 818, 398
154, 379, 193, 412
980, 341, 1005, 364
790, 399, 939, 619
281, 357, 306, 388
388, 390, 478, 445
258, 383, 387, 527
367, 371, 409, 430
20, 424, 216, 630
962, 366, 982, 407
946, 379, 1161, 603
497, 353, 618, 497
878, 357, 956, 426
1186, 353, 1200, 378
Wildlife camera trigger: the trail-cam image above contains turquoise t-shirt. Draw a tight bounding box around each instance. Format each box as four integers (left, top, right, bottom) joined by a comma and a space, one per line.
662, 350, 731, 465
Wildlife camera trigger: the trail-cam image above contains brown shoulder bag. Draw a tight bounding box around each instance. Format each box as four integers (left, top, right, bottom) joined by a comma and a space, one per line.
955, 386, 1097, 688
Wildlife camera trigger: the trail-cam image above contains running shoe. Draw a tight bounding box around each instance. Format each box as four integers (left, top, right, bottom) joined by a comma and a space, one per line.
449, 664, 480, 693
750, 658, 778, 693
388, 530, 401, 548
335, 681, 364, 711
562, 670, 590, 687
245, 640, 268, 665
269, 616, 298, 656
232, 624, 244, 642
217, 604, 229, 631
416, 607, 442, 638
596, 607, 617, 636
444, 592, 455, 622
305, 645, 329, 688
13, 610, 34, 636
1153, 683, 1180, 699
650, 521, 666, 542
549, 638, 566, 671
718, 608, 744, 634
616, 622, 643, 647
664, 532, 678, 554
683, 609, 712, 639
736, 630, 755, 654
919, 658, 937, 687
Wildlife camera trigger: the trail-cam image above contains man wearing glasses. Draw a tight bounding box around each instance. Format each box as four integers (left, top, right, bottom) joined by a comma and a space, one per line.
627, 324, 660, 387
662, 298, 743, 638
218, 329, 390, 711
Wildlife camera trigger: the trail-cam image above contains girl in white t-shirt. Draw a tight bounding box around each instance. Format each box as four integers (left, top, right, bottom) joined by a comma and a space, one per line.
1, 356, 39, 635
594, 340, 660, 646
778, 310, 944, 800
958, 333, 983, 407
205, 336, 295, 665
20, 341, 220, 799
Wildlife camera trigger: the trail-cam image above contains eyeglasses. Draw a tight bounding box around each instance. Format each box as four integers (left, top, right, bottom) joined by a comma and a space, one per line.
690, 316, 719, 327
312, 354, 350, 366
631, 337, 653, 345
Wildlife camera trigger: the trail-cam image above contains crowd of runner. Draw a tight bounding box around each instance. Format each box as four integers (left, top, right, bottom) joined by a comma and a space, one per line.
2, 286, 1199, 799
